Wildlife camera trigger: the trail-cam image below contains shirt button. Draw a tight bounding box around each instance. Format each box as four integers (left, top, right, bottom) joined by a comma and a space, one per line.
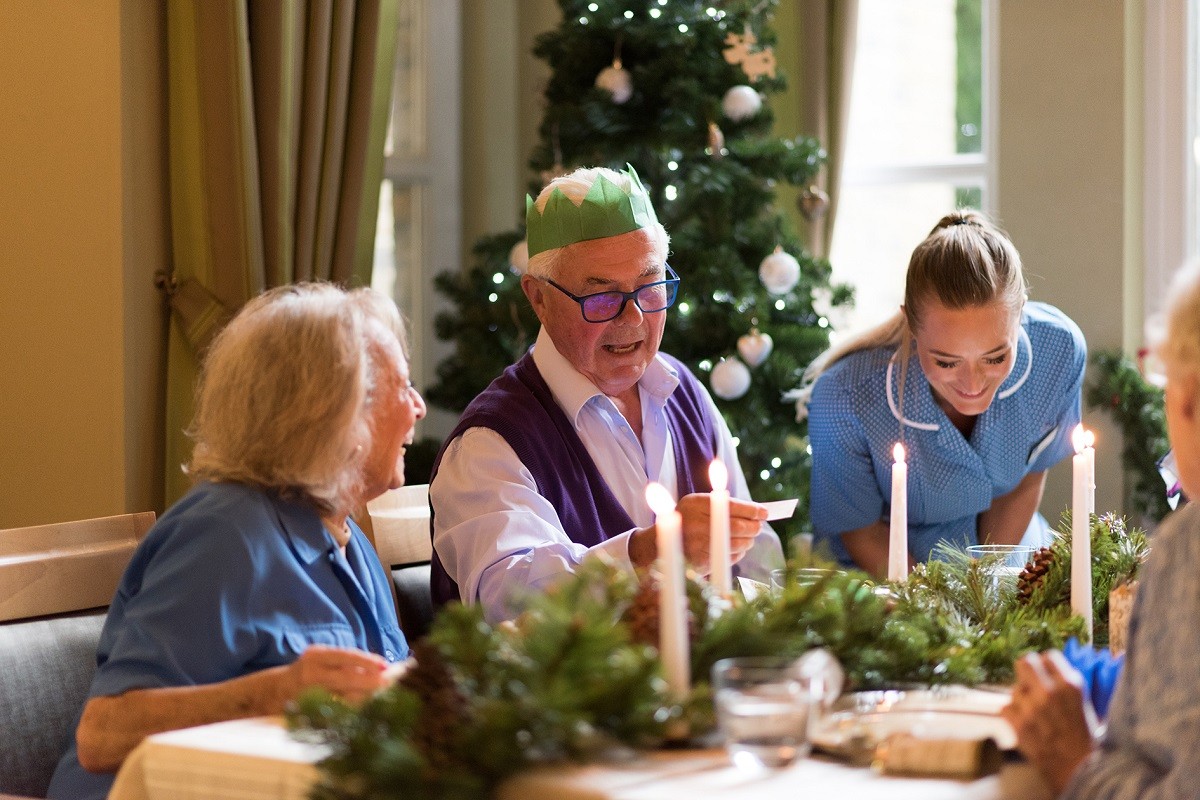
385, 650, 396, 660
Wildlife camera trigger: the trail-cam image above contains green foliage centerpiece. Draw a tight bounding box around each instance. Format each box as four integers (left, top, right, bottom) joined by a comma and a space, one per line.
291, 515, 1147, 799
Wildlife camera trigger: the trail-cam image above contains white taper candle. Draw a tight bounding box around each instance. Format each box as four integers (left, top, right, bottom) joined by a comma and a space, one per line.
708, 459, 732, 597
1071, 425, 1094, 639
646, 483, 690, 701
888, 442, 908, 582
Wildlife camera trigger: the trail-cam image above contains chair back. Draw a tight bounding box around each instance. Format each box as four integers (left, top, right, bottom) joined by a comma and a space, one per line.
0, 511, 154, 797
0, 511, 156, 621
366, 485, 434, 641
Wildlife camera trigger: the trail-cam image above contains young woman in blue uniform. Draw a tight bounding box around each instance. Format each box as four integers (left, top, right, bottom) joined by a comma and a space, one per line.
803, 211, 1086, 577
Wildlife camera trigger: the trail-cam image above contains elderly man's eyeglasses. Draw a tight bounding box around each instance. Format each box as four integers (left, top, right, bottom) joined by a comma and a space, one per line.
545, 265, 680, 323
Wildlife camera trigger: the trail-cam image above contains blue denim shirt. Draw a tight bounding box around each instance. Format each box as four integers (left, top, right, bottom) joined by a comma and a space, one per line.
48, 482, 407, 800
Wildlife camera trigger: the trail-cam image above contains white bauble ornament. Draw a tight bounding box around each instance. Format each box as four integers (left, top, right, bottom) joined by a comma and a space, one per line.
722, 85, 762, 122
595, 60, 633, 104
759, 248, 800, 295
736, 329, 773, 367
711, 357, 751, 400
509, 240, 529, 274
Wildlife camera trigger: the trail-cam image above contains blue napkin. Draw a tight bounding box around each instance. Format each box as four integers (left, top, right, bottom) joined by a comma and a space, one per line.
1062, 638, 1124, 719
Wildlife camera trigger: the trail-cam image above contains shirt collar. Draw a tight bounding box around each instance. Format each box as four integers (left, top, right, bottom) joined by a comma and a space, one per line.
530, 326, 679, 426
271, 493, 337, 564
886, 317, 1033, 431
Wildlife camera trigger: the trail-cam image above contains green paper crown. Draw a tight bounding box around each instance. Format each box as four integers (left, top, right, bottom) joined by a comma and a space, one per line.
525, 165, 659, 258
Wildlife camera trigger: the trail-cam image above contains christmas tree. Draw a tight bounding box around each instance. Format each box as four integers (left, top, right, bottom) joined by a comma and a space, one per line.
420, 0, 851, 540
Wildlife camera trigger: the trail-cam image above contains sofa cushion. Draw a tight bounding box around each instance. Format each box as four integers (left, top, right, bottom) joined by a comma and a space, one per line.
0, 608, 105, 797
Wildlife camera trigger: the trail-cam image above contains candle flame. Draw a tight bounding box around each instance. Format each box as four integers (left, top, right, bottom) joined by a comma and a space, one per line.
645, 482, 677, 516
893, 442, 906, 463
708, 459, 728, 492
1072, 424, 1094, 453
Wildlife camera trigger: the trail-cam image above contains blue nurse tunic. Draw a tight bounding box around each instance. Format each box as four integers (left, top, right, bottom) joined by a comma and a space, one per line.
808, 301, 1086, 566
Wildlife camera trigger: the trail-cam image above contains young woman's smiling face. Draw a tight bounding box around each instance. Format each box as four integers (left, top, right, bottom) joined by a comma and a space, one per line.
912, 299, 1021, 421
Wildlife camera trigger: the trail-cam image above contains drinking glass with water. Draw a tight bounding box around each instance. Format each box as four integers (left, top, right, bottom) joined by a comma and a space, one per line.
712, 650, 843, 770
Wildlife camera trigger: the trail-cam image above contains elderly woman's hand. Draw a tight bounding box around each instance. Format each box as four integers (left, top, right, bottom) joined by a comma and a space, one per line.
283, 644, 391, 706
1001, 650, 1097, 794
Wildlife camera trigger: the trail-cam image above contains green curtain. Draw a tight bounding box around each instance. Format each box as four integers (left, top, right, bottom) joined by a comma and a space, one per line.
798, 0, 858, 258
162, 0, 400, 505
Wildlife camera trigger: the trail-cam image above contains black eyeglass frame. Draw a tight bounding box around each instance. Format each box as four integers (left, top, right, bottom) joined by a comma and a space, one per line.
544, 265, 681, 323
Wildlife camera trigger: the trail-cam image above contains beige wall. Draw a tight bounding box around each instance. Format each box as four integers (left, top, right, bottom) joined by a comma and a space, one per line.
0, 0, 167, 528
997, 1, 1135, 521
461, 0, 559, 255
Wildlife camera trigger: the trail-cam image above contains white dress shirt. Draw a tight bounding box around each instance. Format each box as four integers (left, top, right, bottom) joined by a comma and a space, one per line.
431, 327, 783, 623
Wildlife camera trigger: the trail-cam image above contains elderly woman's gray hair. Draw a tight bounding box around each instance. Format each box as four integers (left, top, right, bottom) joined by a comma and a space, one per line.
187, 283, 407, 515
1159, 260, 1200, 372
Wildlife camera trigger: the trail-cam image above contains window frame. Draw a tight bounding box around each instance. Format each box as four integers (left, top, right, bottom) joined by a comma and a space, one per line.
1142, 0, 1197, 324
837, 0, 997, 213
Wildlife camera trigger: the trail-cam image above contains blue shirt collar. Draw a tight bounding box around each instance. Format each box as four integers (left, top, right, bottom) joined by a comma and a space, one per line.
270, 493, 339, 564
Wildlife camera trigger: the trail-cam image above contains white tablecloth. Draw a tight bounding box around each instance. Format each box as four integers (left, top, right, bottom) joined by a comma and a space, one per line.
109, 716, 1052, 800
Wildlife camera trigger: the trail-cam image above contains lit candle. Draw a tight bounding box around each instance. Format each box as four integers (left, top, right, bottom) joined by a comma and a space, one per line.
1071, 425, 1094, 639
1085, 429, 1096, 516
888, 442, 908, 582
708, 459, 732, 598
645, 483, 690, 702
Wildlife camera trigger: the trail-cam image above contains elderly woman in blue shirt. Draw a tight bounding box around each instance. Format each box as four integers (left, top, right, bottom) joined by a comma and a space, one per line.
48, 283, 426, 800
1001, 262, 1200, 799
803, 211, 1086, 577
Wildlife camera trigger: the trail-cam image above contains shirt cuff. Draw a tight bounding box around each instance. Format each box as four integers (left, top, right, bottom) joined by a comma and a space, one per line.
585, 529, 638, 573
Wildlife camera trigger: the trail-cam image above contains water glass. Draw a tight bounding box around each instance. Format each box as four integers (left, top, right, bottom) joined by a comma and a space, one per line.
966, 544, 1035, 575
967, 544, 1034, 598
770, 567, 843, 591
712, 656, 813, 770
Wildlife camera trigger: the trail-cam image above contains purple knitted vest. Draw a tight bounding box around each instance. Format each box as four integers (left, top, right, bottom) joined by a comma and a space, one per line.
429, 350, 719, 607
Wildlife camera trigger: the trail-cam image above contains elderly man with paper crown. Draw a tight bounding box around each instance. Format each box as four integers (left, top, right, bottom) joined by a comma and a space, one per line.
430, 165, 783, 622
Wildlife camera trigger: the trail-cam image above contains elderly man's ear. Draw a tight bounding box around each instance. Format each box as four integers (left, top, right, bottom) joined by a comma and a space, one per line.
521, 274, 550, 324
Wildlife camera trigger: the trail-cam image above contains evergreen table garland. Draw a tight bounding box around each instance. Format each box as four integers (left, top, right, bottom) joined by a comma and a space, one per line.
291, 514, 1146, 799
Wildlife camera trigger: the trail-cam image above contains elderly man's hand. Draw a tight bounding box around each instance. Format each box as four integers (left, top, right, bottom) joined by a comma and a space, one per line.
628, 494, 766, 571
283, 645, 391, 706
1001, 650, 1097, 794
670, 493, 766, 572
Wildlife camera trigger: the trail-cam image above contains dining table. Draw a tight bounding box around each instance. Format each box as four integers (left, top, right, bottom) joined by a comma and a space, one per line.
106, 714, 1054, 800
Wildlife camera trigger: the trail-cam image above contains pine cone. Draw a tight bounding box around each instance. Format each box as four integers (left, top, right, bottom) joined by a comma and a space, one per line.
398, 641, 470, 771
622, 573, 700, 646
624, 576, 663, 646
1015, 546, 1055, 605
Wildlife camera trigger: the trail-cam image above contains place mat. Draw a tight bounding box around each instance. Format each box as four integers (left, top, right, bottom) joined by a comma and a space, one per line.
812, 686, 1017, 756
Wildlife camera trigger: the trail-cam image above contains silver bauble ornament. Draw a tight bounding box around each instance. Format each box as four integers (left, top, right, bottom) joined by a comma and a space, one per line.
721, 85, 762, 122
595, 60, 633, 104
509, 240, 529, 274
736, 329, 774, 367
798, 185, 830, 221
711, 358, 751, 400
758, 248, 801, 295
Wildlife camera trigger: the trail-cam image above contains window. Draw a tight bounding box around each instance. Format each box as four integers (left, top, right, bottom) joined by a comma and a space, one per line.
1143, 0, 1200, 325
372, 0, 461, 433
828, 0, 991, 332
